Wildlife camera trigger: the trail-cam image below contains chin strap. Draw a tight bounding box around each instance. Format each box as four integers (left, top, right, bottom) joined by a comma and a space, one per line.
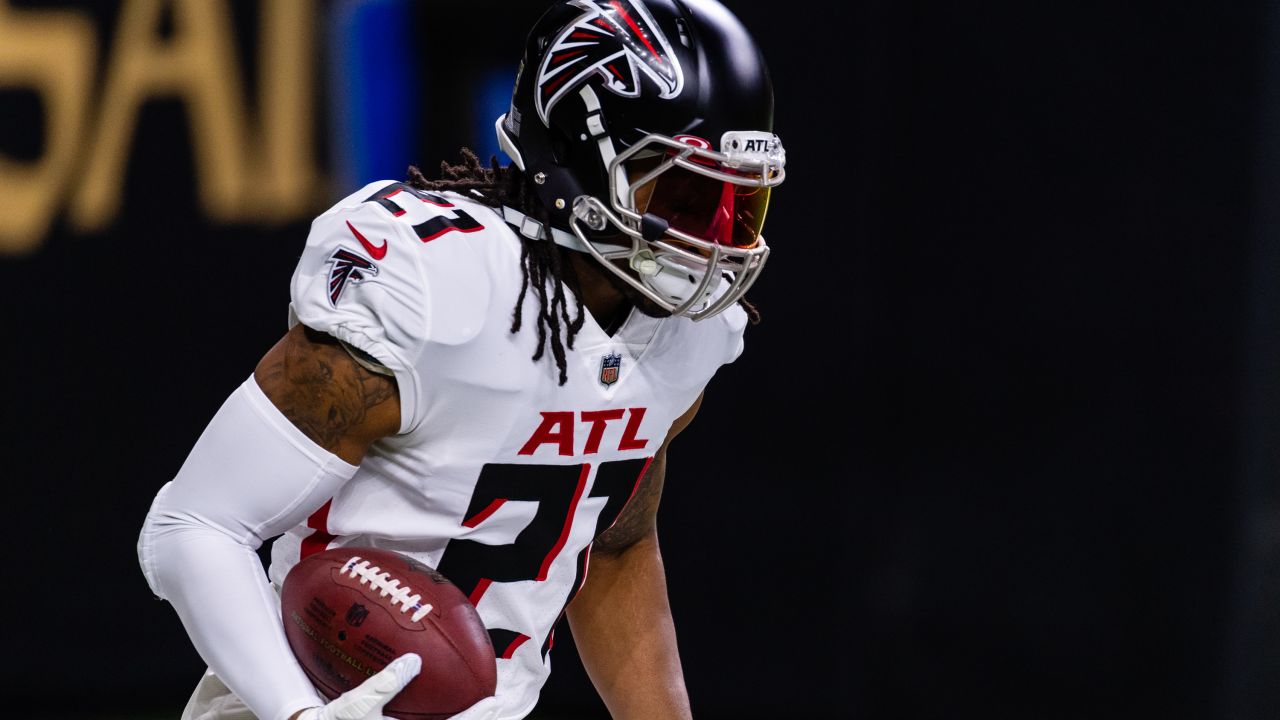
501, 205, 592, 252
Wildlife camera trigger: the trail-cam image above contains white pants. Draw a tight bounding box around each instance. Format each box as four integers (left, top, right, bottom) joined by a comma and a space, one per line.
182, 669, 259, 720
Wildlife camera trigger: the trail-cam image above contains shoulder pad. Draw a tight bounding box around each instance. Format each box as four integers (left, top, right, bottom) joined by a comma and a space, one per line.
290, 194, 428, 431
356, 184, 500, 346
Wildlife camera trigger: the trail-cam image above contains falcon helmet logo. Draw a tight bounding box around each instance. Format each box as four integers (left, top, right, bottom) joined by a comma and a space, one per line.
327, 248, 378, 307
536, 0, 685, 125
600, 352, 622, 386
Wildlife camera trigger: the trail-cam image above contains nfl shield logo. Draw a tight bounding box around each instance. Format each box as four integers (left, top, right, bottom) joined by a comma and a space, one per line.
600, 352, 622, 387
345, 603, 369, 627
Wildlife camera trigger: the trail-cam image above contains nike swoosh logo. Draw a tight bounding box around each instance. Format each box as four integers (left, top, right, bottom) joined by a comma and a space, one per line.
346, 220, 388, 260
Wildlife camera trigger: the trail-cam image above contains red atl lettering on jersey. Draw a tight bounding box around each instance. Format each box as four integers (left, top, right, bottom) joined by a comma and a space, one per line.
518, 412, 576, 456
618, 407, 649, 451
580, 409, 625, 454
518, 408, 651, 456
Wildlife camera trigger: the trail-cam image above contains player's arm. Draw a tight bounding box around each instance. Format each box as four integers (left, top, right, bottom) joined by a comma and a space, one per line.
254, 323, 401, 463
565, 394, 704, 720
138, 324, 404, 720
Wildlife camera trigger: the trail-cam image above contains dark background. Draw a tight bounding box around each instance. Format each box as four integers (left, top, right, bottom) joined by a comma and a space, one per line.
2, 1, 1278, 718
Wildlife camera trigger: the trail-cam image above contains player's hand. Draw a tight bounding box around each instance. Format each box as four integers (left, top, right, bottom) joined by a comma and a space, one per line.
292, 653, 422, 720
448, 695, 501, 720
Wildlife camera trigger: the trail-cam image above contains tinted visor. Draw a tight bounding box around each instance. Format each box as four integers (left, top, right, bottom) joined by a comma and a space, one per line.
631, 160, 771, 249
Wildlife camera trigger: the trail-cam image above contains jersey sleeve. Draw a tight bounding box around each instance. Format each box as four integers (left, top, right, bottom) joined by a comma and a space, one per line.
288, 181, 498, 433
288, 182, 428, 433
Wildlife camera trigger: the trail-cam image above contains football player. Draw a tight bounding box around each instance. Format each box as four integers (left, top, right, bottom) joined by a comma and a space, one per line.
137, 1, 785, 718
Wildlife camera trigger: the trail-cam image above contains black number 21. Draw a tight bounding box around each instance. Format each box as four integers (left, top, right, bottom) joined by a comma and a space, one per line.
436, 459, 650, 661
363, 182, 483, 242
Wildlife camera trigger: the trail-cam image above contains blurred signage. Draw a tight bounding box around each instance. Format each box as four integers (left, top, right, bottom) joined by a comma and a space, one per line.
0, 0, 321, 255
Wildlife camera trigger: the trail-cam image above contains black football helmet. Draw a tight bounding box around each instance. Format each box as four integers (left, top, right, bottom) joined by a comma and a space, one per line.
497, 0, 785, 320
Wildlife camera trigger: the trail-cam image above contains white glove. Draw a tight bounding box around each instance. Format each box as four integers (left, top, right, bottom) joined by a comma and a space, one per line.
447, 695, 502, 720
296, 653, 422, 720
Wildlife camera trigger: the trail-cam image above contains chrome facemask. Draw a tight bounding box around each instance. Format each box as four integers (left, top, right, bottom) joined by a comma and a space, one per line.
568, 131, 786, 321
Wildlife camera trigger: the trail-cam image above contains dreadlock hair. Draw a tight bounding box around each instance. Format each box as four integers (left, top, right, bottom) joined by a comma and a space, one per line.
407, 148, 762, 385
408, 149, 583, 385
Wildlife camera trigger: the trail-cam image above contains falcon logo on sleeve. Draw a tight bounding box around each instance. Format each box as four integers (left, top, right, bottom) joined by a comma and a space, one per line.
536, 0, 684, 125
327, 248, 379, 307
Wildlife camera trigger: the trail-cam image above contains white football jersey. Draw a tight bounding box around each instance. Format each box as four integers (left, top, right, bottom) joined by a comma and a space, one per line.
268, 180, 747, 718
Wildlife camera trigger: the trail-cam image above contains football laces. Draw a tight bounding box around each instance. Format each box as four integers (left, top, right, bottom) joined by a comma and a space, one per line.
343, 557, 434, 623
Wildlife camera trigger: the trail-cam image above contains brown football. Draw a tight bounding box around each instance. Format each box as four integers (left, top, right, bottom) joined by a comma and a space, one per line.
280, 547, 497, 719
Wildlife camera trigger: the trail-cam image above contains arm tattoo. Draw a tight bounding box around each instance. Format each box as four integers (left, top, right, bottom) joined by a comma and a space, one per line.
255, 325, 398, 453
593, 452, 667, 554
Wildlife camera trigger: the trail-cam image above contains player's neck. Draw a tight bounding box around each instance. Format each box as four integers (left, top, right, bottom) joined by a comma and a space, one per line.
565, 250, 630, 336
